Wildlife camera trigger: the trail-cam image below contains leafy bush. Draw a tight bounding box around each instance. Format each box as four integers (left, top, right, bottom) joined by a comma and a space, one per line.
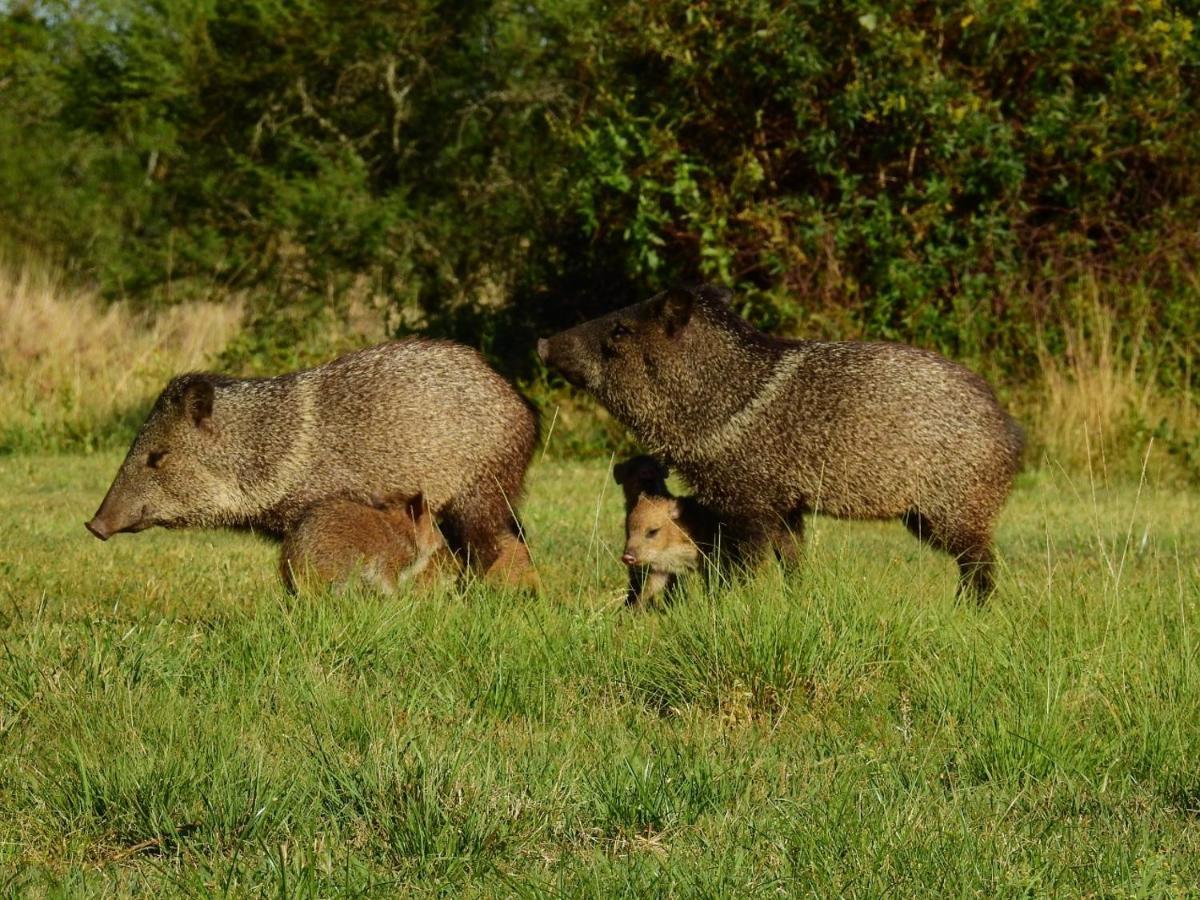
1, 0, 1198, 384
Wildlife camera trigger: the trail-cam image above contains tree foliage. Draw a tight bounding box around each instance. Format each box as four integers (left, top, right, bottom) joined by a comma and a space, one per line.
1, 0, 1198, 374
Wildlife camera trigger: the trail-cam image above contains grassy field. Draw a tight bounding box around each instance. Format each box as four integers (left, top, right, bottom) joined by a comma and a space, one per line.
1, 452, 1198, 896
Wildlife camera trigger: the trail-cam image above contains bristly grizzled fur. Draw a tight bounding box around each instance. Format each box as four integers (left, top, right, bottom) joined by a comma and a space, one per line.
280, 494, 444, 593
540, 284, 1025, 598
87, 340, 539, 575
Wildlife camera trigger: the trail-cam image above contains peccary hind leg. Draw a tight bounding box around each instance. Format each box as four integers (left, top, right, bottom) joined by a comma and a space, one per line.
440, 481, 539, 590
902, 509, 996, 602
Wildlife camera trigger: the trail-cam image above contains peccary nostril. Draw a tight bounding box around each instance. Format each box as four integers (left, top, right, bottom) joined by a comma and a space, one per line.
85, 519, 110, 541
621, 552, 637, 566
536, 338, 550, 362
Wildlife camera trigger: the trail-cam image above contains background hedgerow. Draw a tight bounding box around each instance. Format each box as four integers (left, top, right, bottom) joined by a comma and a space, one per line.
1, 1, 1197, 397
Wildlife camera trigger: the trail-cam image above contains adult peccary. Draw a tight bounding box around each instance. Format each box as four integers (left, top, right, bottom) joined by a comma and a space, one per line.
281, 494, 446, 593
86, 340, 539, 583
539, 285, 1024, 598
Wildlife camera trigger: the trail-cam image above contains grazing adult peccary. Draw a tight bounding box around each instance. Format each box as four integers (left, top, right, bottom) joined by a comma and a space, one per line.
539, 285, 1024, 598
281, 494, 446, 593
86, 340, 539, 583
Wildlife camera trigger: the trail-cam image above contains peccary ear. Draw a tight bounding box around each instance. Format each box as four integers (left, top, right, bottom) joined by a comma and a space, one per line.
656, 286, 695, 336
668, 499, 683, 521
612, 460, 629, 485
699, 284, 734, 306
181, 377, 215, 429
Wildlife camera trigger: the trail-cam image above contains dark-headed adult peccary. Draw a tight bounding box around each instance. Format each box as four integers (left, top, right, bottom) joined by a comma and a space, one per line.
86, 340, 539, 584
539, 285, 1023, 598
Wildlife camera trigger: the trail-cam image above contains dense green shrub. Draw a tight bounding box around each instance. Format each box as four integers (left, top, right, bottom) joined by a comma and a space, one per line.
1, 0, 1198, 380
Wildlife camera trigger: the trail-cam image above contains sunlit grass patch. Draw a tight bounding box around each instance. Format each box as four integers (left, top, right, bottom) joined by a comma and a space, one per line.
0, 453, 1197, 894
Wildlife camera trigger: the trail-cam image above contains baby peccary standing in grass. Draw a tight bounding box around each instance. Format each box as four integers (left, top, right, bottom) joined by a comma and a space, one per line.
540, 285, 1024, 599
620, 485, 720, 607
612, 454, 669, 604
281, 494, 446, 593
86, 340, 539, 587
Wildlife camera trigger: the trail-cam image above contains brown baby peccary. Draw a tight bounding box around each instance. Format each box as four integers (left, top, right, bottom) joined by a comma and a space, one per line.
86, 340, 539, 581
612, 454, 669, 604
281, 494, 445, 593
621, 489, 720, 607
540, 284, 1024, 598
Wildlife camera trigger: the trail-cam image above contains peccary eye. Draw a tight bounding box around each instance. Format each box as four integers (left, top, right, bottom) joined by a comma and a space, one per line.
610, 322, 632, 340
646, 528, 660, 538
146, 450, 168, 469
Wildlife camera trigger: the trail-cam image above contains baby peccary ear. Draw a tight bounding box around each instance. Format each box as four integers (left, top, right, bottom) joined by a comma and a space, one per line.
657, 286, 696, 336
636, 457, 669, 483
668, 499, 683, 521
181, 377, 215, 429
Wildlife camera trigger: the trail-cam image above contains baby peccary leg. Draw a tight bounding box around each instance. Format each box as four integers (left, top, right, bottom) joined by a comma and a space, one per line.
633, 570, 676, 607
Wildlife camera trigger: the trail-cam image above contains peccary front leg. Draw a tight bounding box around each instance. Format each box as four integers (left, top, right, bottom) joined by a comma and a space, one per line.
625, 566, 647, 606
766, 508, 806, 569
951, 539, 996, 601
631, 569, 674, 608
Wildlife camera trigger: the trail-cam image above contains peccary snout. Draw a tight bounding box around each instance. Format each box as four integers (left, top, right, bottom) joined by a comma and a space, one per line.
84, 518, 110, 541
85, 492, 149, 541
536, 315, 625, 393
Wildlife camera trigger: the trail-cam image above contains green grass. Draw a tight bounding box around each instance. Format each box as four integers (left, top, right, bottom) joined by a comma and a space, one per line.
1, 453, 1198, 895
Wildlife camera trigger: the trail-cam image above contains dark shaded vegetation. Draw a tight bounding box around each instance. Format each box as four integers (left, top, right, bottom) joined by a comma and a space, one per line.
1, 1, 1198, 385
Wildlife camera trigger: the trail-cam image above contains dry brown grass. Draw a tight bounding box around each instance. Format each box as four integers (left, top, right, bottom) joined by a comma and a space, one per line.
1, 263, 1194, 483
1019, 284, 1196, 483
0, 263, 243, 449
